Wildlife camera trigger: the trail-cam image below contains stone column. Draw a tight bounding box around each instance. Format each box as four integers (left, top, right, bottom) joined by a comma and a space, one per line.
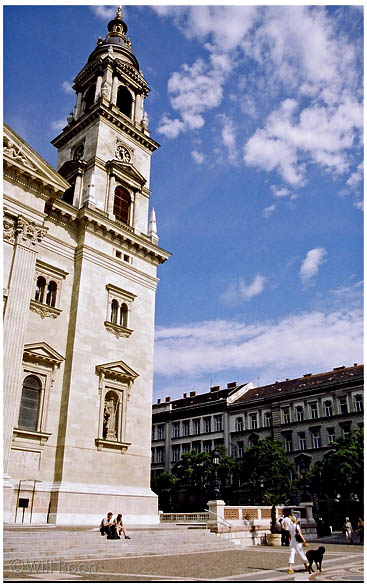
74, 92, 83, 120
112, 76, 119, 105
107, 174, 116, 217
95, 75, 103, 101
73, 174, 83, 208
3, 215, 48, 473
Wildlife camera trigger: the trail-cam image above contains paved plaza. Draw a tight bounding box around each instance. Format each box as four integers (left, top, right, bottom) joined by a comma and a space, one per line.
4, 540, 364, 582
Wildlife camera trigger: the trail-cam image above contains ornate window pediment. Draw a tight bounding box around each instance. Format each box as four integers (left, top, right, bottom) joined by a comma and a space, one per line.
96, 361, 139, 384
23, 342, 64, 367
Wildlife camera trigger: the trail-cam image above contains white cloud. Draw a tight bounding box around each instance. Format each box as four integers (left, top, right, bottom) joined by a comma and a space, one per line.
347, 161, 363, 189
154, 308, 363, 378
218, 114, 237, 162
50, 119, 66, 132
271, 186, 290, 198
220, 274, 267, 304
153, 5, 362, 191
192, 150, 205, 164
90, 6, 116, 20
158, 58, 227, 138
354, 200, 363, 211
300, 247, 327, 282
61, 81, 73, 95
244, 97, 362, 186
263, 204, 277, 218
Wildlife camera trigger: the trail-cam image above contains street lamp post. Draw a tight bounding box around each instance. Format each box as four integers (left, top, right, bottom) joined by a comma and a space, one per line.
259, 479, 265, 505
211, 449, 221, 500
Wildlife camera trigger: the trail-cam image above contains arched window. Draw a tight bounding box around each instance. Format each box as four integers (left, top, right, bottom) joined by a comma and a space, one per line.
84, 85, 96, 113
120, 303, 128, 328
35, 276, 46, 303
113, 186, 131, 225
18, 376, 41, 431
116, 86, 133, 118
45, 281, 57, 307
110, 299, 119, 324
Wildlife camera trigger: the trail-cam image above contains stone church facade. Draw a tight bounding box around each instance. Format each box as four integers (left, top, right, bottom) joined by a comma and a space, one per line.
3, 8, 170, 525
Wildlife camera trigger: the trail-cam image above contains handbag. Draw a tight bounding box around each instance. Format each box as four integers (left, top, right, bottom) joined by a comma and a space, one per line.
295, 525, 303, 543
295, 532, 303, 543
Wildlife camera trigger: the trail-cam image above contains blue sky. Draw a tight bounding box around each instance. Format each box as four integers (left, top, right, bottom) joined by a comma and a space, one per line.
4, 4, 363, 401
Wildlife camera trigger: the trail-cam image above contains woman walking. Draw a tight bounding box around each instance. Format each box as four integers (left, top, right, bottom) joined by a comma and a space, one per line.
288, 515, 309, 574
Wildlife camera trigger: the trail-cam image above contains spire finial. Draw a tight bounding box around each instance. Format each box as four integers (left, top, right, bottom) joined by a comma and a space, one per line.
116, 6, 122, 20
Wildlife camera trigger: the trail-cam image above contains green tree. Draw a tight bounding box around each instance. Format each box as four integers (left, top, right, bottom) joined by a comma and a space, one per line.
151, 470, 178, 511
308, 428, 364, 500
238, 439, 295, 531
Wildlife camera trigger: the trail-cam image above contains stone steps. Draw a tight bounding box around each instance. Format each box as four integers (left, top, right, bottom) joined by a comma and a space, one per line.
3, 527, 235, 562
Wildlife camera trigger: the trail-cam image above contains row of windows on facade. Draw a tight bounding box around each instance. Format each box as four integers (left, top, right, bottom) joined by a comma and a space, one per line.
151, 423, 362, 465
152, 395, 363, 440
152, 415, 224, 440
34, 274, 130, 329
152, 438, 224, 464
17, 375, 122, 443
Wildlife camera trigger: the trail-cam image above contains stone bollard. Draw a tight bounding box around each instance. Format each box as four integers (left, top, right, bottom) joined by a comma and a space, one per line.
207, 499, 226, 531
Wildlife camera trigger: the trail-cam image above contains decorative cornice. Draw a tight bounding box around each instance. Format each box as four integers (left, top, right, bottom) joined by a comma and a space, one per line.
104, 320, 133, 339
30, 300, 62, 320
51, 101, 159, 153
12, 429, 52, 446
95, 438, 131, 453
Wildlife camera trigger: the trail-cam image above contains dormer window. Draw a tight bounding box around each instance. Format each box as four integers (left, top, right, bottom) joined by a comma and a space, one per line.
117, 85, 133, 118
113, 186, 131, 225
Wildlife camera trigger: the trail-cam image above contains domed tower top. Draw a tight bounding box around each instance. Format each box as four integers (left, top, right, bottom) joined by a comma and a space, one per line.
107, 6, 128, 37
88, 5, 139, 70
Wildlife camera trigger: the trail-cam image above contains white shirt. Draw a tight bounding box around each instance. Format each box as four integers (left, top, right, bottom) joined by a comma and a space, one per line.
282, 516, 292, 531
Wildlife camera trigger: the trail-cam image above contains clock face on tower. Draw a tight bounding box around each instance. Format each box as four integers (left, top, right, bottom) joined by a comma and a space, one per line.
115, 145, 131, 163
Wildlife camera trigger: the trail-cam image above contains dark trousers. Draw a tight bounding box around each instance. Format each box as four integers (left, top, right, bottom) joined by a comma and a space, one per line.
100, 525, 118, 539
281, 529, 290, 546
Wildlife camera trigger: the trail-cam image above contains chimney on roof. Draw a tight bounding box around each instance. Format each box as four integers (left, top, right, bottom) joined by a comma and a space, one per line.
190, 391, 197, 397
354, 363, 358, 367
227, 381, 237, 388
210, 385, 220, 392
157, 399, 161, 404
183, 393, 187, 398
165, 396, 171, 402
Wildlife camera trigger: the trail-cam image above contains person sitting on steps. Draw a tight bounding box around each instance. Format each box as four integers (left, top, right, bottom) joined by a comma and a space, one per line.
114, 513, 131, 540
99, 512, 117, 539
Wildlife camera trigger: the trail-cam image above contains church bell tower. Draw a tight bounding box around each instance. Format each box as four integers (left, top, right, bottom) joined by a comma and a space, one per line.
52, 6, 158, 240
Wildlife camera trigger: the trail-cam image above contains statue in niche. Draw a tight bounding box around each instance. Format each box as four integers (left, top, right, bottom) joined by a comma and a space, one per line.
103, 397, 117, 440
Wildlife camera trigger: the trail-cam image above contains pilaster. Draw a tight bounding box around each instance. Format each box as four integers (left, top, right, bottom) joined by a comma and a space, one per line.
3, 215, 47, 472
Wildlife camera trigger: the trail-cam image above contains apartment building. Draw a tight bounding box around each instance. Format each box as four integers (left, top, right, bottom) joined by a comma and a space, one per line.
151, 364, 363, 477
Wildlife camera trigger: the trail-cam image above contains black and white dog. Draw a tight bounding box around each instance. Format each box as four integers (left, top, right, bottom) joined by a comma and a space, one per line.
306, 546, 325, 573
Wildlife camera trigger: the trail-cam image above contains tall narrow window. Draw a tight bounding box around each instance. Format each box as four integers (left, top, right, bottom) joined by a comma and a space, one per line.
324, 400, 333, 417
35, 276, 46, 303
354, 394, 363, 412
111, 299, 119, 324
84, 84, 96, 112
116, 86, 133, 118
113, 186, 131, 225
18, 376, 41, 431
120, 303, 128, 328
295, 406, 304, 421
45, 281, 57, 307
